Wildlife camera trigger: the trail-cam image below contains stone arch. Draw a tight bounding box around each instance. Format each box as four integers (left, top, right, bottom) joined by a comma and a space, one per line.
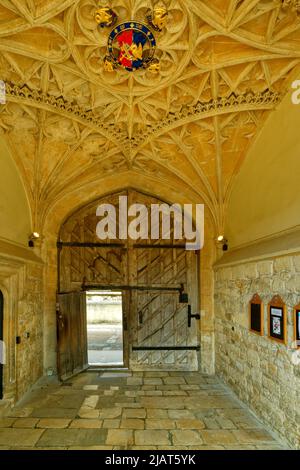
58, 189, 199, 371
42, 186, 216, 375
42, 172, 217, 239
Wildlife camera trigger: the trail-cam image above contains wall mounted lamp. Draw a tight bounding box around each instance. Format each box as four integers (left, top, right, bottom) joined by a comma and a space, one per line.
217, 235, 229, 252
28, 232, 40, 248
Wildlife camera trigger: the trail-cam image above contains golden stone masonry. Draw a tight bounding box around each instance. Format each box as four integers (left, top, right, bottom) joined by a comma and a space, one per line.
0, 0, 299, 452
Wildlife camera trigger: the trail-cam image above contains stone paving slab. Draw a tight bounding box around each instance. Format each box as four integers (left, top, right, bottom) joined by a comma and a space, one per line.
164, 377, 186, 385
135, 430, 171, 446
37, 419, 71, 429
146, 419, 175, 430
120, 419, 144, 430
0, 418, 16, 427
232, 429, 275, 444
168, 409, 195, 419
78, 409, 100, 419
184, 396, 241, 410
0, 428, 44, 447
36, 429, 108, 447
144, 372, 169, 378
102, 419, 120, 429
44, 395, 84, 409
99, 408, 122, 419
200, 430, 239, 445
30, 408, 78, 419
203, 418, 220, 429
175, 419, 206, 430
123, 408, 146, 419
140, 397, 185, 409
8, 407, 33, 418
13, 418, 39, 428
171, 430, 203, 446
106, 429, 134, 446
147, 409, 169, 419
69, 419, 103, 429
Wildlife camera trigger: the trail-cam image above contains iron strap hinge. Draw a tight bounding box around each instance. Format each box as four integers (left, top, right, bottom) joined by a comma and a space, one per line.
188, 305, 201, 328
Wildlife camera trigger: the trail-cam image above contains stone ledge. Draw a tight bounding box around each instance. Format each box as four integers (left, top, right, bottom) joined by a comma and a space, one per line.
0, 238, 43, 265
214, 226, 300, 268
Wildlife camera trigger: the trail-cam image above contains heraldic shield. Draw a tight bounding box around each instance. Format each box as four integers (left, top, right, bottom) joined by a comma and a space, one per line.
107, 22, 156, 72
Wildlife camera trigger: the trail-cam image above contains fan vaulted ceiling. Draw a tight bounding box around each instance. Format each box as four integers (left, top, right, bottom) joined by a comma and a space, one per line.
0, 0, 300, 232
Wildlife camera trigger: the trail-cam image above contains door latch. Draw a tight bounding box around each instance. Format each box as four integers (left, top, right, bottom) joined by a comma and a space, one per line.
179, 284, 189, 303
188, 305, 200, 328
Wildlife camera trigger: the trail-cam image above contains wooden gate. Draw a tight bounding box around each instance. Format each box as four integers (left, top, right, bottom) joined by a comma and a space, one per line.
129, 245, 198, 370
58, 190, 200, 373
57, 292, 88, 380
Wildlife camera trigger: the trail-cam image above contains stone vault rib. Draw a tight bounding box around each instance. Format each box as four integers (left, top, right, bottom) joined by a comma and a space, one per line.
5, 82, 281, 160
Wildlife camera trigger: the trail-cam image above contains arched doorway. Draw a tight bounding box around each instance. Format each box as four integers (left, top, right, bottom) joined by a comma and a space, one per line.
0, 290, 3, 399
56, 190, 200, 379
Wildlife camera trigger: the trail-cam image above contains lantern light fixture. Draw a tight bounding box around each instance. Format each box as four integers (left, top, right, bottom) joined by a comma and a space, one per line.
28, 232, 40, 248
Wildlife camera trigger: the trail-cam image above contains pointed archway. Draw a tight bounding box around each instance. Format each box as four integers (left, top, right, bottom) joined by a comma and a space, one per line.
57, 189, 200, 376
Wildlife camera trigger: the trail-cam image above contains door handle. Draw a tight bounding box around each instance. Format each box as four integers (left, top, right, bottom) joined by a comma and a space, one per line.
188, 305, 200, 328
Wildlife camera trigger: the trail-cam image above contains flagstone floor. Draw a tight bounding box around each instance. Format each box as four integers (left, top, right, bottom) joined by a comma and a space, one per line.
0, 371, 288, 450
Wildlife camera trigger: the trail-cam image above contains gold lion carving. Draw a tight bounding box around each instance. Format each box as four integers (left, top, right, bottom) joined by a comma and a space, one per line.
146, 3, 168, 32
95, 7, 117, 28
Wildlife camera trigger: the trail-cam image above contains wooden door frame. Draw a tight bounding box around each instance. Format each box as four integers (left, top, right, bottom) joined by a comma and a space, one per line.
122, 289, 130, 369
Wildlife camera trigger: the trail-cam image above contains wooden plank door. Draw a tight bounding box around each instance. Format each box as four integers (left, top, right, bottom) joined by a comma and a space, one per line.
130, 247, 199, 370
57, 292, 88, 380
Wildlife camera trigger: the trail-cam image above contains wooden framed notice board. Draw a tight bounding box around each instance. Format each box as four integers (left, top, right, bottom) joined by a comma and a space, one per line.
249, 294, 263, 335
268, 295, 286, 344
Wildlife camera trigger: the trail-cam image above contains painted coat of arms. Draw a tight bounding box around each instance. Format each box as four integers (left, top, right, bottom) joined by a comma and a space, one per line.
95, 3, 169, 73
105, 22, 156, 72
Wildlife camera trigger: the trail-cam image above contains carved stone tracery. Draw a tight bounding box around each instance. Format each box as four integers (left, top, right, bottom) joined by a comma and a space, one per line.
0, 0, 300, 233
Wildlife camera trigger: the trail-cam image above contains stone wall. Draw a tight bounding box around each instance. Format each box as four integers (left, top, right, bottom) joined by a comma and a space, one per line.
215, 253, 300, 449
0, 244, 44, 406
86, 294, 122, 324
16, 262, 44, 400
